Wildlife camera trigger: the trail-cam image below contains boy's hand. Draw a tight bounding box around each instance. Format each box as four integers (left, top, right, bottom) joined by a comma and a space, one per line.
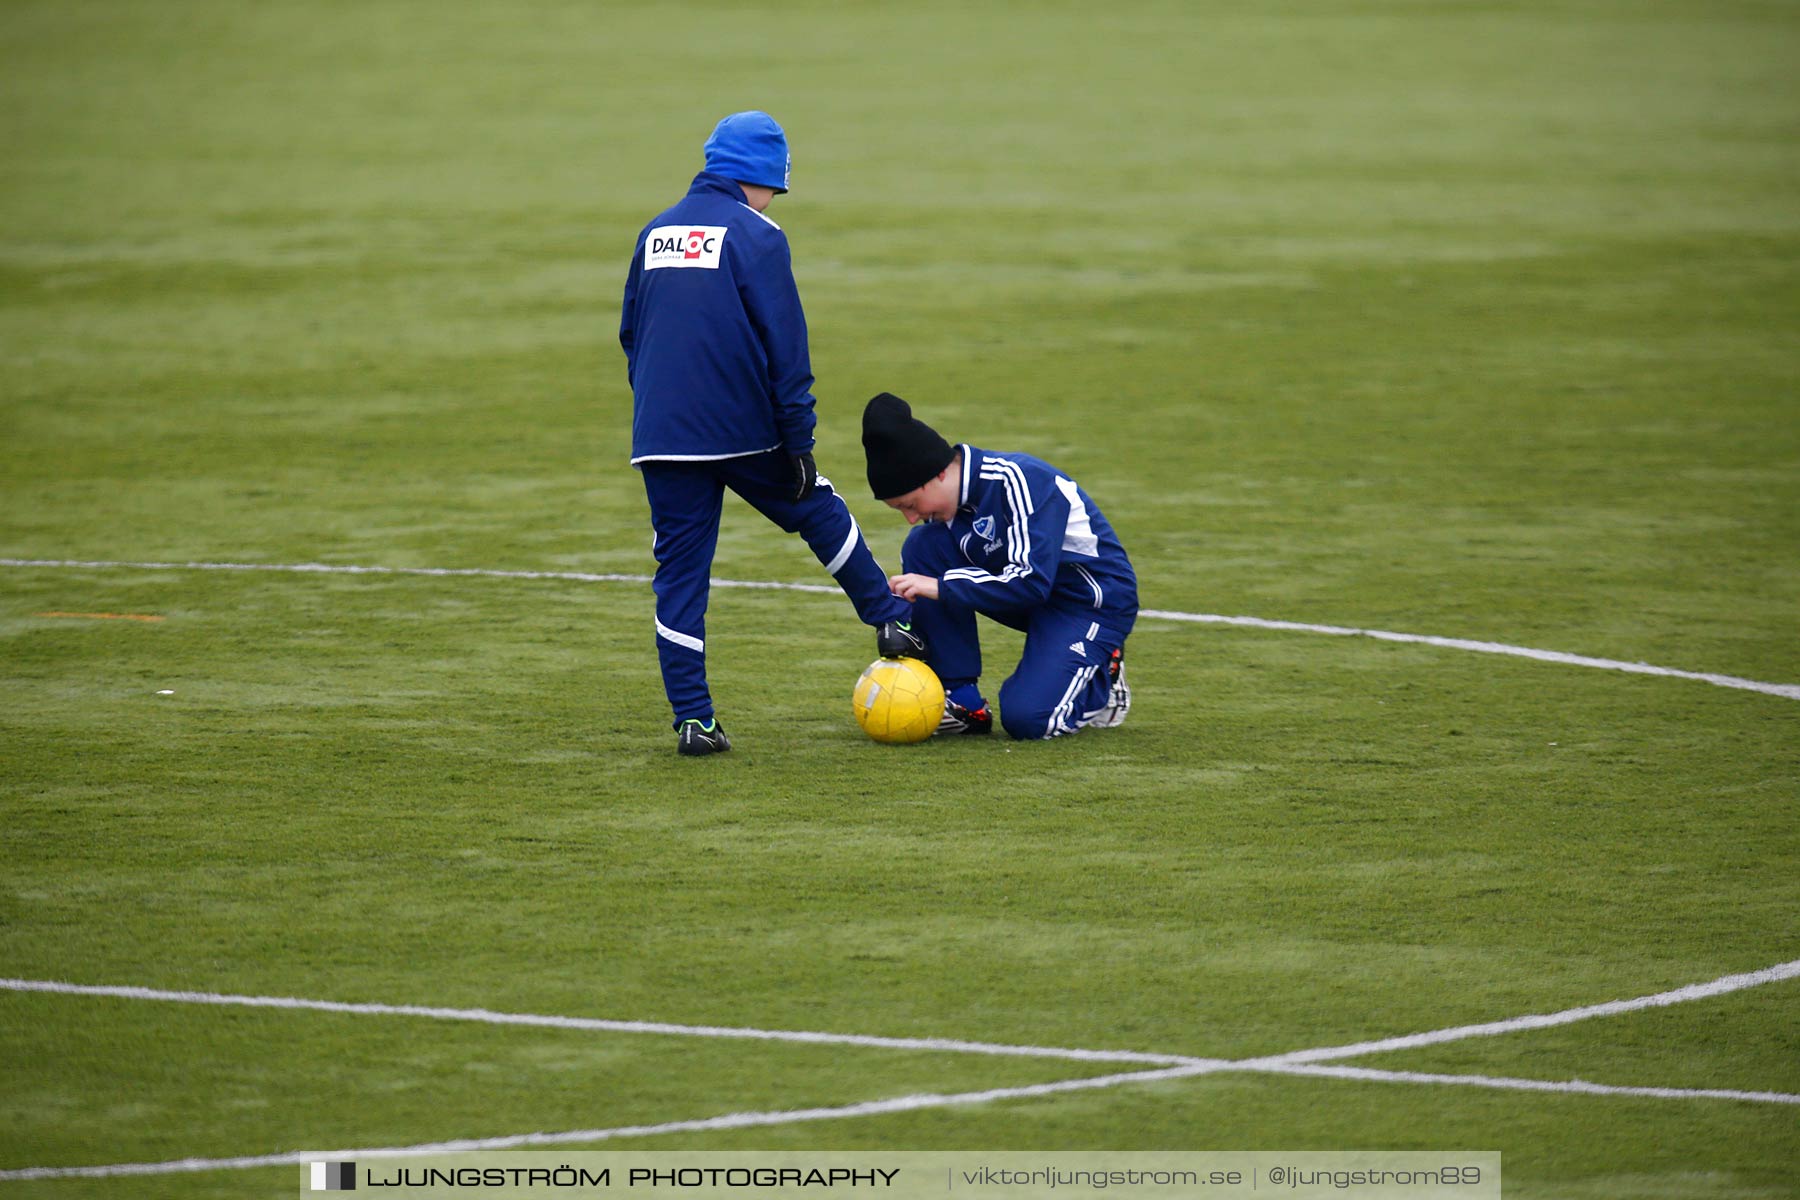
888, 573, 939, 602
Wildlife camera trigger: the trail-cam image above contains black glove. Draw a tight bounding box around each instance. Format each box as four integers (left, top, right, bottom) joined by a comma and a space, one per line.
789, 450, 817, 501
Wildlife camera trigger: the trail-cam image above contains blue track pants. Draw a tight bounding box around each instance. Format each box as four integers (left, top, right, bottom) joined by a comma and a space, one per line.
900, 523, 1128, 740
641, 452, 912, 726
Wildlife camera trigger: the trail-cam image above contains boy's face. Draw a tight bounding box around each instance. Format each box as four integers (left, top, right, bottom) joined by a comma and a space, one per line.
883, 466, 961, 526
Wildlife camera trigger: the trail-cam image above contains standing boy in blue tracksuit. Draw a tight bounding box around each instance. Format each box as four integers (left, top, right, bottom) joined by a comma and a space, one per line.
862, 393, 1137, 740
620, 112, 924, 756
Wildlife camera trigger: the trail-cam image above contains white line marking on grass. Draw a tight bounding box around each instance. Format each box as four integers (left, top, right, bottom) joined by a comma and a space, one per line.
2, 959, 1796, 1179
0, 1065, 1215, 1181
1140, 609, 1800, 701
1250, 958, 1800, 1066
1254, 1062, 1800, 1105
6, 1060, 1797, 1180
0, 978, 1207, 1067
4, 556, 1796, 700
0, 557, 718, 589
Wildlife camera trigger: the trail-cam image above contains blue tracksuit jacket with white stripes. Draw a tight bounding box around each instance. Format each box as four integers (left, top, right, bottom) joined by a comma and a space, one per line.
619, 172, 816, 464
936, 444, 1138, 632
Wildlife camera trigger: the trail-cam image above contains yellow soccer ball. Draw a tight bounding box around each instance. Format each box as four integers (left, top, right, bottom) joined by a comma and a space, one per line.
852, 657, 945, 745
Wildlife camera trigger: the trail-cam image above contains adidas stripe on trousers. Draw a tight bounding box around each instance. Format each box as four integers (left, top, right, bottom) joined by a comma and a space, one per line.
640, 451, 911, 727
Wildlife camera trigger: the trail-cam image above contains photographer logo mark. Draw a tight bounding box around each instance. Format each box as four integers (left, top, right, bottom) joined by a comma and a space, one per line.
309, 1161, 356, 1191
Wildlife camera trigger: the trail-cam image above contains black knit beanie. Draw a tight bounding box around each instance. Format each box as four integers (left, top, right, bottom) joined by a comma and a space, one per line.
863, 392, 955, 499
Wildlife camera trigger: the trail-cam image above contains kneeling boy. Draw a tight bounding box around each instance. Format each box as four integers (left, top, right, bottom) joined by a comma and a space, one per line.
862, 392, 1137, 739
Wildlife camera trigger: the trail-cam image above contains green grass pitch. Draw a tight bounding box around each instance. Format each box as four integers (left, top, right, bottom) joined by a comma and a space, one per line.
2, 1, 1797, 1196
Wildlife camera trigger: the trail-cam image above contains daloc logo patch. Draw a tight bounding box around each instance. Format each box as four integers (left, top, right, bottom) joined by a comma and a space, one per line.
645, 225, 726, 270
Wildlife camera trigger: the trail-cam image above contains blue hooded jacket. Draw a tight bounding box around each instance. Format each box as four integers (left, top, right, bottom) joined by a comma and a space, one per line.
620, 172, 816, 464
